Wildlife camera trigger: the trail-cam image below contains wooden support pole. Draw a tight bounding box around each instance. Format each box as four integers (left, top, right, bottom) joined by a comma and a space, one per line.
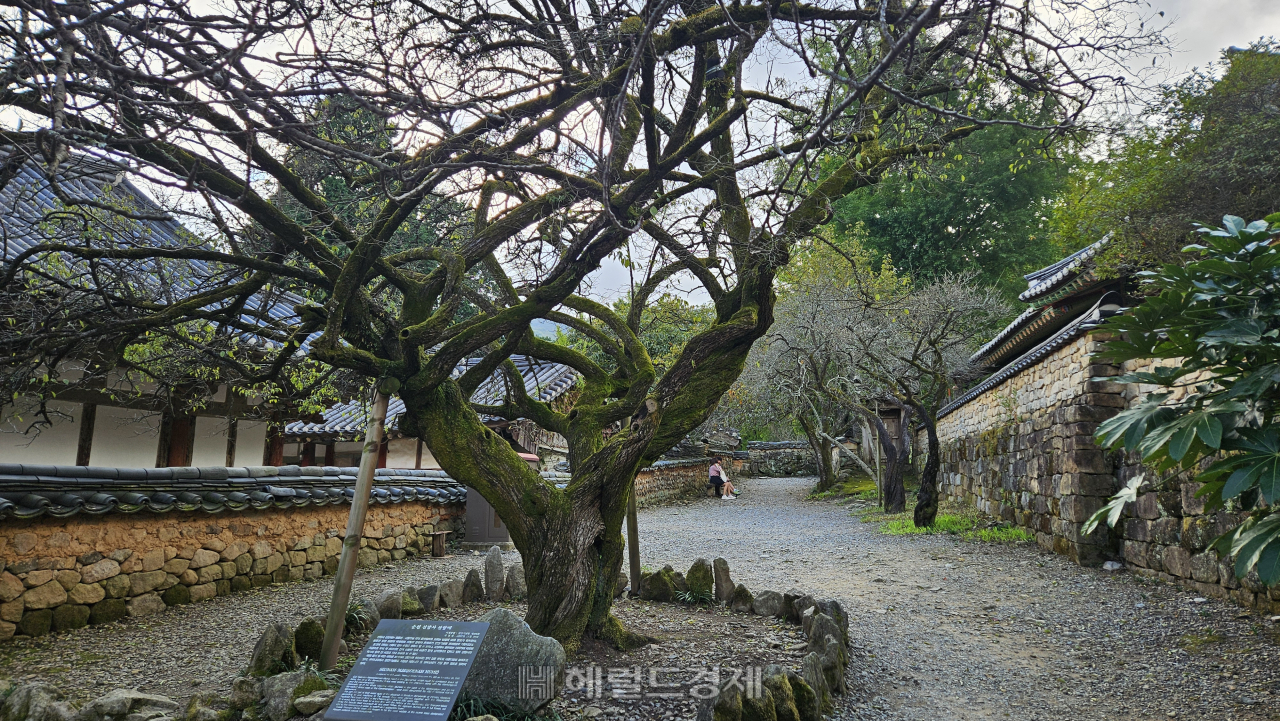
320, 389, 390, 670
225, 418, 239, 467
627, 484, 642, 597
76, 403, 96, 466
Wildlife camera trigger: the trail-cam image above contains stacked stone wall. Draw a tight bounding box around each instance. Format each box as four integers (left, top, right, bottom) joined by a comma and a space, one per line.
934, 334, 1280, 612
0, 501, 462, 640
745, 444, 817, 477
635, 459, 713, 507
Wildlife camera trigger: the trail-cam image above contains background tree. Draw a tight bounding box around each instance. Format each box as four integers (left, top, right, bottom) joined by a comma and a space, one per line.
0, 0, 1163, 650
833, 116, 1075, 304
1052, 43, 1280, 274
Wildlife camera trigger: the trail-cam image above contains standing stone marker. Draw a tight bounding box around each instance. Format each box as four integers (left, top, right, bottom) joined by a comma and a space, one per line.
325, 619, 489, 721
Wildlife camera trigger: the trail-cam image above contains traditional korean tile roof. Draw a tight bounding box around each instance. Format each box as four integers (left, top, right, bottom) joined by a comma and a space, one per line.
1018, 234, 1110, 304
285, 355, 580, 441
0, 153, 302, 332
746, 441, 810, 451
938, 295, 1116, 419
0, 463, 469, 520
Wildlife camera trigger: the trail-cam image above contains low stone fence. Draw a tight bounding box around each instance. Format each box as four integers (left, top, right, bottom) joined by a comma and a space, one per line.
0, 464, 464, 640
634, 458, 713, 507
744, 441, 817, 477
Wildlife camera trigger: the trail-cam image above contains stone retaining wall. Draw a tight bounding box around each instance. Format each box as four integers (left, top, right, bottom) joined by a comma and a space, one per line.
0, 501, 462, 640
745, 442, 817, 478
933, 333, 1280, 612
635, 459, 713, 508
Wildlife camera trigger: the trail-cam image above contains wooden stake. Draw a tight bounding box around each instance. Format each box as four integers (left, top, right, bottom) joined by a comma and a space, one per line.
320, 389, 390, 670
627, 485, 641, 596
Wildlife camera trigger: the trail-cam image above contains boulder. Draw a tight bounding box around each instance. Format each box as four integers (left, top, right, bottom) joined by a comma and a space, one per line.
261, 671, 326, 721
0, 683, 75, 721
438, 580, 464, 608
21, 581, 67, 610
699, 681, 741, 721
751, 590, 784, 617
742, 685, 776, 721
128, 571, 168, 597
815, 600, 848, 644
461, 608, 565, 713
638, 567, 677, 602
229, 678, 262, 711
817, 634, 846, 696
0, 572, 25, 602
247, 623, 298, 676
350, 598, 380, 633
78, 560, 121, 585
761, 667, 800, 721
806, 614, 844, 657
294, 618, 325, 661
461, 569, 484, 603
292, 691, 335, 716
484, 546, 505, 601
89, 599, 127, 626
417, 585, 440, 613
68, 583, 105, 606
785, 670, 820, 721
162, 584, 191, 607
712, 558, 734, 604
375, 589, 402, 620
102, 575, 130, 600
729, 584, 754, 614
781, 588, 806, 621
51, 604, 90, 632
183, 694, 221, 721
504, 563, 526, 601
672, 571, 690, 595
799, 653, 831, 714
125, 594, 166, 618
401, 588, 423, 616
789, 594, 816, 625
16, 609, 52, 636
73, 688, 179, 721
614, 572, 628, 599
686, 559, 714, 600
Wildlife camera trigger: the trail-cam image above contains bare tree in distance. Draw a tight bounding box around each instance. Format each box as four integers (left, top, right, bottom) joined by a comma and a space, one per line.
1, 0, 1164, 649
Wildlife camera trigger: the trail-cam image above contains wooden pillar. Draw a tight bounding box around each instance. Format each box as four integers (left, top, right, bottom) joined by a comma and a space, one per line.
76, 403, 97, 467
264, 423, 285, 465
376, 439, 388, 468
301, 442, 316, 467
323, 442, 336, 466
164, 414, 196, 467
225, 418, 239, 467
414, 439, 423, 470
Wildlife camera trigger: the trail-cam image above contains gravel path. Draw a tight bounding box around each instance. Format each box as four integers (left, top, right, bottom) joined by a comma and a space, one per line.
3, 475, 1279, 721
639, 477, 1280, 721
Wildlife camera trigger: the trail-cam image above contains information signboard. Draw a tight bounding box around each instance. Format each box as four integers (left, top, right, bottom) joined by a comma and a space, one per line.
325, 619, 489, 721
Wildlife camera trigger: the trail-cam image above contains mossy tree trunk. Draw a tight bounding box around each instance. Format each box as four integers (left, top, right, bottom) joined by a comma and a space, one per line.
912, 406, 942, 527
864, 406, 912, 514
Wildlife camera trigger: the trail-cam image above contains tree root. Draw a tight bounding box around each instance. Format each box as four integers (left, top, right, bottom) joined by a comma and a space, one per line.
592, 614, 655, 651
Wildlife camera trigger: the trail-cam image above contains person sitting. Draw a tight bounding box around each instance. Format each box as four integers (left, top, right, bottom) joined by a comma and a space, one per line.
709, 457, 737, 499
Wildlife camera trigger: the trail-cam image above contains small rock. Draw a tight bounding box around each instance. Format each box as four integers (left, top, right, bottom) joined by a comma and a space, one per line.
0, 683, 75, 721
752, 590, 784, 617
376, 589, 402, 620
417, 585, 440, 613
712, 558, 734, 604
504, 563, 527, 601
461, 569, 484, 603
401, 588, 423, 616
247, 623, 298, 677
292, 690, 336, 716
438, 580, 464, 608
484, 546, 505, 601
729, 584, 754, 614
229, 678, 263, 711
1101, 561, 1124, 572
260, 671, 313, 721
1192, 597, 1208, 605
463, 716, 498, 721
461, 608, 565, 713
125, 594, 166, 618
294, 618, 326, 661
75, 687, 179, 721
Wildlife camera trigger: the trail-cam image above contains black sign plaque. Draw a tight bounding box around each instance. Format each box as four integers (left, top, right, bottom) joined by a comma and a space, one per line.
325, 619, 489, 721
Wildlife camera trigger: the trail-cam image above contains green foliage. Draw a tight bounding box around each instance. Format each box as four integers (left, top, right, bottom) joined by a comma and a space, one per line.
449, 695, 561, 721
555, 293, 713, 378
833, 118, 1072, 305
881, 514, 975, 536
344, 599, 371, 636
673, 588, 715, 606
1084, 215, 1280, 586
970, 526, 1035, 544
1052, 44, 1280, 273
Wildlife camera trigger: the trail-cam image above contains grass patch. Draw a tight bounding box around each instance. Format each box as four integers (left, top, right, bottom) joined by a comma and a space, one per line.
1179, 630, 1224, 652
969, 525, 1035, 543
881, 514, 975, 535
809, 475, 877, 500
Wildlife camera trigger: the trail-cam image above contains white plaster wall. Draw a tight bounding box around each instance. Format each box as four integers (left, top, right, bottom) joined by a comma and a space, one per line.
385, 438, 418, 469
0, 399, 81, 465
90, 406, 159, 468
191, 416, 230, 467
419, 444, 441, 470
233, 420, 269, 467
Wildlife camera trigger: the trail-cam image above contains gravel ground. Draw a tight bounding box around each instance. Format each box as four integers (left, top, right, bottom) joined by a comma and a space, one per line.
3, 475, 1279, 721
638, 477, 1280, 721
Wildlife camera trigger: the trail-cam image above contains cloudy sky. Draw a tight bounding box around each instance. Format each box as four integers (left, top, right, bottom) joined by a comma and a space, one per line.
1152, 0, 1280, 73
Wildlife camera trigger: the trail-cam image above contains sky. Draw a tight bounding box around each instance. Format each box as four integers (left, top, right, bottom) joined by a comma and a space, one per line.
580, 0, 1280, 305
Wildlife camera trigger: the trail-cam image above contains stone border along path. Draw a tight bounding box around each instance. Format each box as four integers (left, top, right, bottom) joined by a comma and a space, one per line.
2, 475, 1279, 720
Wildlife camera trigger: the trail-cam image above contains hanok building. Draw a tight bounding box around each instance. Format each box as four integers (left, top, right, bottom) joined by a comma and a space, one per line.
931, 236, 1279, 612
284, 356, 579, 549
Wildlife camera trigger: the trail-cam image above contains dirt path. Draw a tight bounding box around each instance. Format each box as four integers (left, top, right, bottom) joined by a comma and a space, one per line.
637, 476, 1280, 721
